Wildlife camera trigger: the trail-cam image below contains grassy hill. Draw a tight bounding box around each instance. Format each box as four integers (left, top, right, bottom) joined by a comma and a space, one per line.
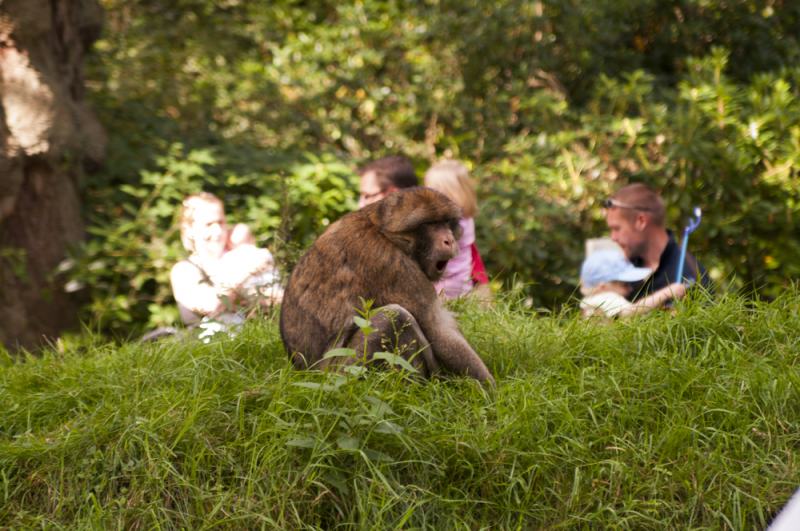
2, 291, 799, 529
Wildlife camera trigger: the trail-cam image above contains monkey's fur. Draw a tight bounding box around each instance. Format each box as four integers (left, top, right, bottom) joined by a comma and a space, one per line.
280, 187, 494, 383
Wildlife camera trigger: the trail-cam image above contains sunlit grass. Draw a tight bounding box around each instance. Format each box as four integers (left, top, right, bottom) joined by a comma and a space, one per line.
2, 290, 799, 528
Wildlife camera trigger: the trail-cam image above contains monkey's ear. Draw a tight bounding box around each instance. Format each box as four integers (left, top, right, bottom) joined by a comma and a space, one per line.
377, 188, 461, 234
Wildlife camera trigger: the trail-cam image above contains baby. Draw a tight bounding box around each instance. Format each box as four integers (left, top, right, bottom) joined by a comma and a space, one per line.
580, 249, 686, 318
219, 223, 282, 301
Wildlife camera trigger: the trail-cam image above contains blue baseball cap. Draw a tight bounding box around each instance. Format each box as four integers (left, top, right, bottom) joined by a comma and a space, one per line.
580, 249, 653, 289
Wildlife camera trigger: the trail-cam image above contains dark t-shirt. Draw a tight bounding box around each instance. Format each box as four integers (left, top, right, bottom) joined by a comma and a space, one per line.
628, 231, 710, 302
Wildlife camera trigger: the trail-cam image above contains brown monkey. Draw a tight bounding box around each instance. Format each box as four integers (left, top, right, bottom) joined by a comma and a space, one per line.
280, 187, 494, 383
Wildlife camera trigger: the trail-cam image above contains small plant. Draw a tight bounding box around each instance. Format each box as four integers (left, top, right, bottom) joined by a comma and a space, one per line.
322, 298, 422, 374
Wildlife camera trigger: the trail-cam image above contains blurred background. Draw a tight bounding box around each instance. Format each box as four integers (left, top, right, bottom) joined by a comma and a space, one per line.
1, 0, 799, 348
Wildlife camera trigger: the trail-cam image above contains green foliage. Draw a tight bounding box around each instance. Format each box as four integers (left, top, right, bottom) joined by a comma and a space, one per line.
480, 50, 800, 304
2, 294, 799, 527
76, 0, 800, 334
67, 143, 356, 335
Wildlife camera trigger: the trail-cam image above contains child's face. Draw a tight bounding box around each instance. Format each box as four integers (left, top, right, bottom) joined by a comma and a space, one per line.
228, 223, 255, 248
606, 281, 633, 296
189, 201, 228, 259
587, 281, 631, 297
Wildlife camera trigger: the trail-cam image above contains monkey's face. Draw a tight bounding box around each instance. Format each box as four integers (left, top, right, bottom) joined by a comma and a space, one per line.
414, 220, 461, 281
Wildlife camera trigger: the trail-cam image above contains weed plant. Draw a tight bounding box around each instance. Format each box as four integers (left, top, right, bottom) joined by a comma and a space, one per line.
1, 290, 799, 528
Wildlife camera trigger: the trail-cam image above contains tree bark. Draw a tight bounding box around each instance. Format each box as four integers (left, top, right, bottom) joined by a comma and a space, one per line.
0, 0, 105, 350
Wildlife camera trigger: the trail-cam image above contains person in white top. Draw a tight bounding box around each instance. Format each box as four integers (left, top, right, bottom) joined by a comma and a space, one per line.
170, 192, 283, 325
580, 248, 686, 318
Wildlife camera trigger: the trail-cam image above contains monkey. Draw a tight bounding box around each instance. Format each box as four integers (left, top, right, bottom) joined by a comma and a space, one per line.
279, 187, 494, 384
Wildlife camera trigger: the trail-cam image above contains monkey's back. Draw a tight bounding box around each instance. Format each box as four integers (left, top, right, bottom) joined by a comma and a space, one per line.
279, 208, 430, 367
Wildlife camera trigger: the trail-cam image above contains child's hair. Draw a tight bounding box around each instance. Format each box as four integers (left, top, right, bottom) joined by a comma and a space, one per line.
179, 192, 224, 252
423, 160, 477, 218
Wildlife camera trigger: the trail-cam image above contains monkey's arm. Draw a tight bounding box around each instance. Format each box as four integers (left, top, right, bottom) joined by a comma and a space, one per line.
420, 301, 494, 384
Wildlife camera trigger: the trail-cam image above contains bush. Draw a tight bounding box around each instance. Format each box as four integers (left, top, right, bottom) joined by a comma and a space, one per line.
73, 1, 800, 335
67, 143, 357, 335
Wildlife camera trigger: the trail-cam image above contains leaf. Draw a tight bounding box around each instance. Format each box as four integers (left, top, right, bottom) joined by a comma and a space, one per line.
343, 365, 368, 377
372, 352, 419, 373
363, 447, 394, 462
291, 381, 341, 392
321, 471, 351, 496
286, 437, 317, 449
373, 421, 403, 436
337, 435, 361, 451
323, 348, 357, 360
353, 316, 372, 330
365, 395, 395, 417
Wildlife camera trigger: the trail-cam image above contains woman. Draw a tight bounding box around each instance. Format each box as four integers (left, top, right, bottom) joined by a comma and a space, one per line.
170, 192, 282, 325
424, 160, 490, 300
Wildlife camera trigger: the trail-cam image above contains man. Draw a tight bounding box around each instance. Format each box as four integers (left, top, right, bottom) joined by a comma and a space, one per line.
604, 183, 709, 302
357, 155, 418, 208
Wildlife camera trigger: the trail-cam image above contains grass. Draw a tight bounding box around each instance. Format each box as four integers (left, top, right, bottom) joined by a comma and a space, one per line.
1, 289, 799, 529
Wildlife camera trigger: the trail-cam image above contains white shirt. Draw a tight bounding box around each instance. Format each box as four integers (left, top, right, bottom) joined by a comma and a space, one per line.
580, 291, 633, 318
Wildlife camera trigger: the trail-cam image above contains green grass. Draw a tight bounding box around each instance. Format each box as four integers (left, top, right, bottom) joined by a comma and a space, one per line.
2, 290, 799, 529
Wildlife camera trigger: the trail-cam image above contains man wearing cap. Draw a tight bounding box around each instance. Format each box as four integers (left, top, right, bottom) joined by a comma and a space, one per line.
604, 183, 709, 303
580, 248, 687, 318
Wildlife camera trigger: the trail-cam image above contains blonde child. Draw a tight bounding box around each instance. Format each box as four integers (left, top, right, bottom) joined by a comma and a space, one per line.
580, 248, 686, 318
424, 160, 488, 299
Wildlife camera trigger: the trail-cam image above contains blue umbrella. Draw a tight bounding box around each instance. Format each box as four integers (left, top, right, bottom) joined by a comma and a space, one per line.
676, 207, 702, 283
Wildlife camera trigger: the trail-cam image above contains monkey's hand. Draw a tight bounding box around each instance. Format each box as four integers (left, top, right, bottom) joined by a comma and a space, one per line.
423, 303, 495, 385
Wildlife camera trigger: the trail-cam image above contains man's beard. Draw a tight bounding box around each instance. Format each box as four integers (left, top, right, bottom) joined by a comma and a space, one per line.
627, 239, 648, 262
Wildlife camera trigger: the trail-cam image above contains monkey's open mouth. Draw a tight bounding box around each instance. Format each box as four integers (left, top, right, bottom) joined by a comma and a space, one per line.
435, 260, 448, 272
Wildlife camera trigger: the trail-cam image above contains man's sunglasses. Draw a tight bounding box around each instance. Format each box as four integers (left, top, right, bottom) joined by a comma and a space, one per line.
602, 198, 653, 212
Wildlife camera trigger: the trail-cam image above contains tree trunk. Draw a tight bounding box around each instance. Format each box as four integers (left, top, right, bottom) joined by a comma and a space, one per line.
0, 0, 105, 350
